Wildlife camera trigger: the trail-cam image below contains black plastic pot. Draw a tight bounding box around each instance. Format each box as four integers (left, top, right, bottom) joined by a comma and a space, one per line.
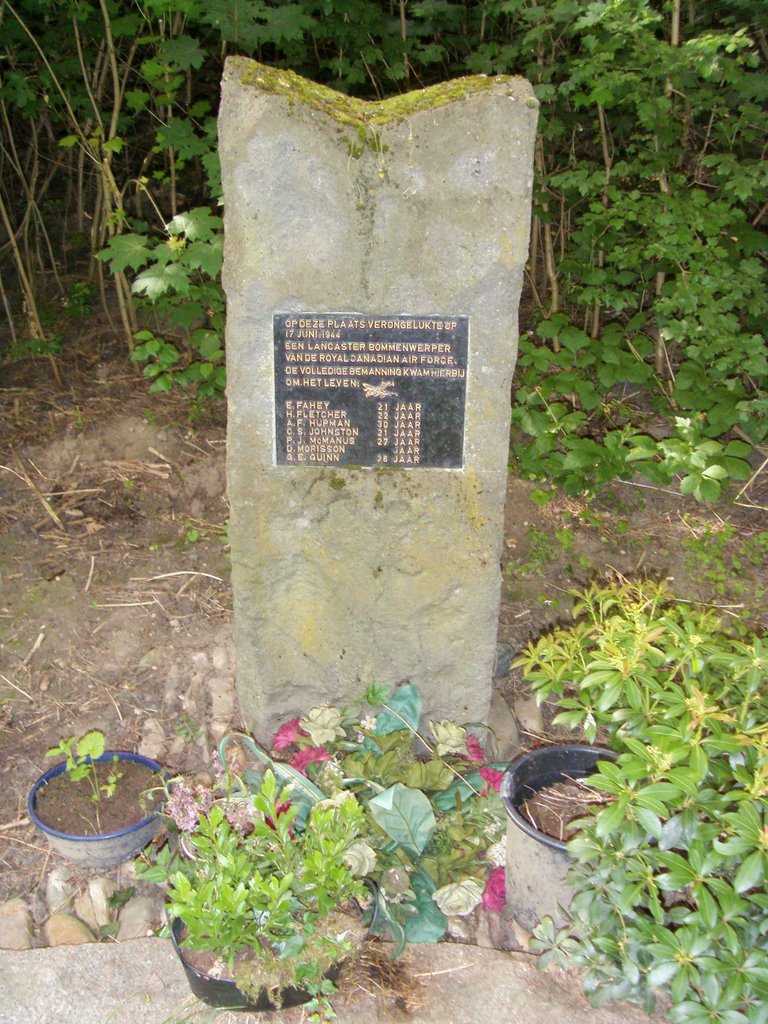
169, 917, 340, 1012
501, 744, 616, 931
28, 751, 163, 869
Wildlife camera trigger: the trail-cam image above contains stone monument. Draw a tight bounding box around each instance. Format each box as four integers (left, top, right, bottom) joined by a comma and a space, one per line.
219, 58, 538, 735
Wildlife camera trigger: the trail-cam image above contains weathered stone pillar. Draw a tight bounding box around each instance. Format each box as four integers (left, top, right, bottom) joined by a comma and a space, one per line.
219, 59, 537, 736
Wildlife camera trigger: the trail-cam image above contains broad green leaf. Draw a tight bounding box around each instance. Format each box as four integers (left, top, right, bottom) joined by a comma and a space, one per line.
369, 783, 435, 855
431, 768, 489, 810
657, 852, 698, 889
156, 118, 209, 163
279, 933, 306, 959
680, 474, 698, 497
694, 884, 718, 931
98, 234, 153, 273
192, 329, 223, 360
183, 237, 223, 276
723, 439, 751, 458
160, 36, 206, 70
595, 798, 628, 838
634, 806, 662, 841
404, 759, 454, 791
734, 850, 765, 894
163, 300, 207, 332
660, 814, 686, 851
695, 477, 722, 502
148, 373, 173, 393
167, 207, 222, 242
690, 746, 708, 780
76, 730, 105, 761
402, 870, 447, 944
722, 457, 752, 480
375, 684, 421, 736
124, 89, 149, 113
648, 960, 680, 987
132, 263, 191, 301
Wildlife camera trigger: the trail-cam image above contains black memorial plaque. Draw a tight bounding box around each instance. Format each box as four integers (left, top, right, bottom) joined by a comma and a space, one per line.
274, 313, 468, 468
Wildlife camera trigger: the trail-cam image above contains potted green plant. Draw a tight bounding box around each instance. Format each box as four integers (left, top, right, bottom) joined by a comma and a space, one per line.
516, 581, 768, 1024
139, 766, 367, 1017
28, 730, 163, 869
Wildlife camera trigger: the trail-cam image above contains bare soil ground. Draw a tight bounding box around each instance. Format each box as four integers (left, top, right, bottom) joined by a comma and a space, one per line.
2, 344, 767, 917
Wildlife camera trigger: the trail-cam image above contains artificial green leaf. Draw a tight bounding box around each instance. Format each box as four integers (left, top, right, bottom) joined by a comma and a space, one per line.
364, 884, 407, 956
375, 684, 421, 736
402, 870, 448, 943
279, 933, 305, 959
405, 759, 454, 791
431, 767, 497, 810
369, 783, 435, 855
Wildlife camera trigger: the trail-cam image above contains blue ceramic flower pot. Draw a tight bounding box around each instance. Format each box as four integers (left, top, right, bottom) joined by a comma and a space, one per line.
28, 751, 163, 869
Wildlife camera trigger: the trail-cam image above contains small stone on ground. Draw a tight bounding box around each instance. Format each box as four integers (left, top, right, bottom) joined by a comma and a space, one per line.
45, 912, 95, 946
116, 895, 161, 940
514, 695, 544, 736
489, 692, 521, 758
45, 866, 75, 915
0, 897, 33, 950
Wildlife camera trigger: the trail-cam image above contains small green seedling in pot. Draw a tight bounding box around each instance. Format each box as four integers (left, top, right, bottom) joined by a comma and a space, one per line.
46, 730, 122, 826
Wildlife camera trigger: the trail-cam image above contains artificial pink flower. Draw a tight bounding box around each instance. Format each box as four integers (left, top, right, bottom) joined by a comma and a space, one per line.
290, 746, 331, 774
465, 736, 485, 763
482, 867, 506, 912
272, 717, 304, 751
478, 766, 504, 792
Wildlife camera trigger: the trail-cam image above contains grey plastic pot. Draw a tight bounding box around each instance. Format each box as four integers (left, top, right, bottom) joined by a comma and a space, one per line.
27, 751, 163, 869
501, 744, 616, 932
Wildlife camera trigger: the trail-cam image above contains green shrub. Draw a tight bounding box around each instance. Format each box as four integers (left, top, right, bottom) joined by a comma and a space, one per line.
518, 582, 768, 1022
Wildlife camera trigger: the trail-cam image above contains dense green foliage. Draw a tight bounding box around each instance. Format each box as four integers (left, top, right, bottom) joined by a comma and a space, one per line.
1, 0, 765, 493
519, 582, 768, 1022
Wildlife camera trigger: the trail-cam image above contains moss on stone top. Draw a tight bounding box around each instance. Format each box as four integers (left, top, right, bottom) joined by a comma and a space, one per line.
227, 57, 535, 126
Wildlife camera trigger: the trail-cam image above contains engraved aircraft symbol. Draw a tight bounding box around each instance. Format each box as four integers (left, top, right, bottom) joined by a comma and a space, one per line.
362, 380, 397, 399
